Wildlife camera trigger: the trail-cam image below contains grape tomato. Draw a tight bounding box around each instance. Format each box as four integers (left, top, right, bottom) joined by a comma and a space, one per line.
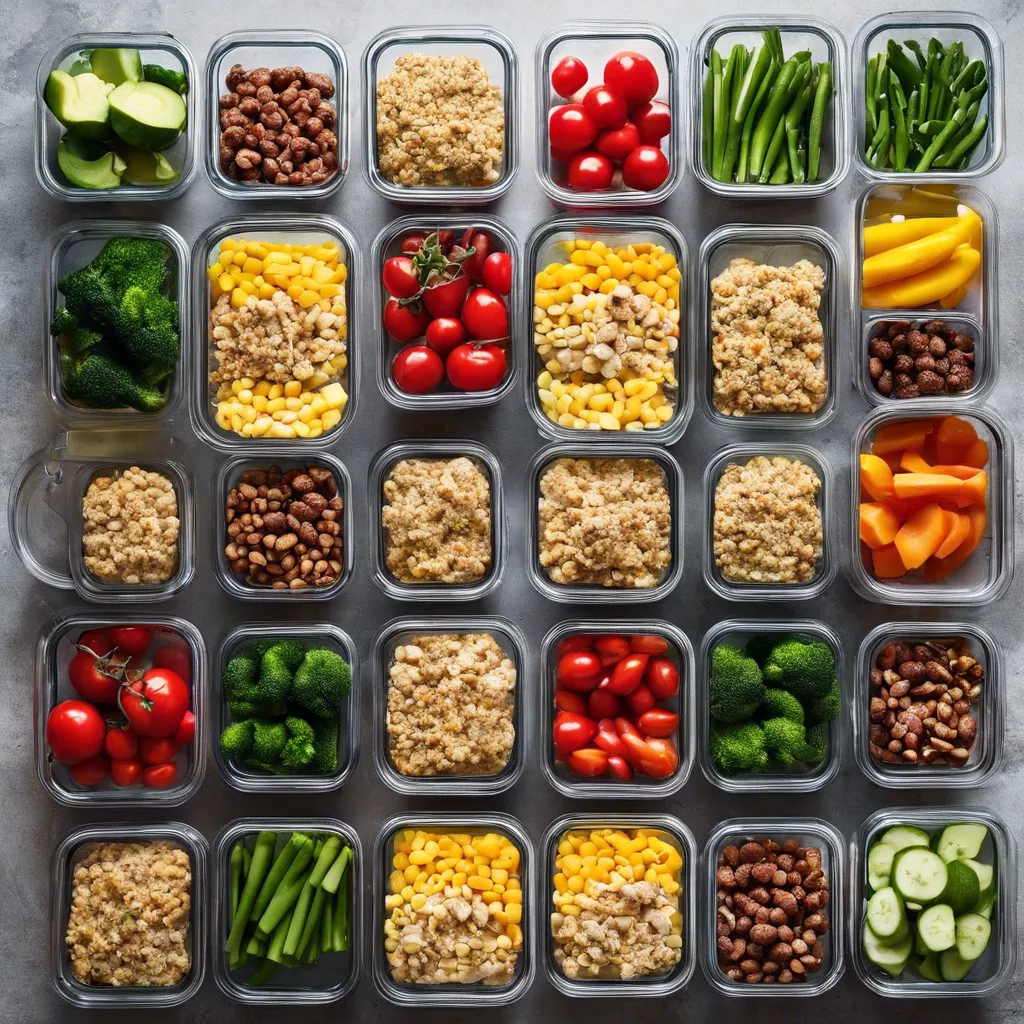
445, 343, 507, 392
392, 345, 444, 394
632, 99, 672, 143
596, 122, 641, 161
587, 688, 620, 720
460, 289, 508, 341
424, 317, 467, 358
582, 84, 629, 129
551, 55, 588, 98
481, 252, 512, 296
110, 757, 144, 787
383, 298, 429, 344
557, 649, 603, 690
604, 51, 659, 104
549, 103, 598, 153
382, 255, 420, 299
567, 151, 614, 191
622, 145, 670, 191
69, 753, 110, 787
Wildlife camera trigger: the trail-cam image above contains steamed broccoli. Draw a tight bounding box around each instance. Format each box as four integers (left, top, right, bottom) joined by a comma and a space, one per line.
59, 349, 167, 412
710, 721, 769, 774
709, 643, 765, 723
280, 716, 316, 770
249, 720, 288, 764
762, 717, 807, 767
92, 236, 171, 293
264, 639, 306, 673
806, 678, 842, 725
289, 649, 351, 719
759, 688, 805, 725
763, 638, 837, 703
59, 260, 121, 327
115, 285, 179, 373
219, 719, 255, 760
743, 635, 779, 667
51, 307, 104, 357
794, 722, 828, 765
311, 718, 339, 775
223, 649, 288, 713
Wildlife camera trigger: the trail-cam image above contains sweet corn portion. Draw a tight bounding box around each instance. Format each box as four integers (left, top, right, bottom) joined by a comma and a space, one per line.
214, 372, 348, 439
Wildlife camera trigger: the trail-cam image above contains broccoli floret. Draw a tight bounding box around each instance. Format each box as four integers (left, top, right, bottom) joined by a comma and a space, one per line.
264, 639, 305, 673
223, 652, 258, 695
289, 648, 352, 719
50, 306, 80, 336
762, 717, 807, 767
59, 349, 167, 412
116, 286, 179, 372
250, 638, 277, 661
759, 688, 805, 725
311, 718, 339, 775
280, 716, 316, 770
258, 649, 296, 704
794, 722, 828, 764
59, 261, 121, 328
806, 678, 842, 725
228, 699, 273, 720
219, 719, 255, 761
763, 638, 837, 702
248, 719, 288, 764
742, 634, 779, 667
224, 647, 290, 712
92, 237, 171, 293
709, 643, 765, 724
710, 721, 769, 775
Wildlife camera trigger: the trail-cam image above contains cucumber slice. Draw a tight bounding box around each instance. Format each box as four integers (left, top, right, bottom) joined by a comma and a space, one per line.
940, 948, 976, 982
954, 912, 992, 961
879, 825, 931, 852
973, 891, 996, 920
867, 842, 896, 891
933, 823, 988, 863
962, 858, 994, 897
863, 920, 911, 976
919, 952, 943, 982
916, 903, 956, 952
940, 860, 981, 915
867, 886, 908, 943
892, 847, 949, 905
108, 80, 186, 151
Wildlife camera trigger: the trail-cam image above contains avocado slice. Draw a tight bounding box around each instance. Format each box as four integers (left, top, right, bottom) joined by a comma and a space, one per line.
109, 80, 186, 151
90, 48, 142, 85
114, 143, 180, 185
57, 136, 126, 189
44, 70, 114, 140
143, 64, 189, 95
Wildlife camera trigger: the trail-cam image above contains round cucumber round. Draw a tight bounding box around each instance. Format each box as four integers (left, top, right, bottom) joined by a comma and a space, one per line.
954, 912, 992, 961
918, 952, 942, 982
892, 847, 949, 905
916, 903, 956, 952
866, 886, 908, 942
867, 841, 896, 891
933, 823, 988, 863
940, 860, 981, 915
939, 948, 976, 982
863, 920, 911, 977
879, 824, 931, 852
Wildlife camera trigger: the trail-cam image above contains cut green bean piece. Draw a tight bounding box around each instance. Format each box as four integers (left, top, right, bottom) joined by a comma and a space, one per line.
915, 104, 969, 171
308, 835, 342, 889
807, 61, 832, 181
226, 832, 276, 956
749, 56, 801, 178
249, 833, 304, 925
737, 61, 778, 182
887, 39, 923, 90
937, 113, 989, 167
257, 837, 316, 936
904, 39, 927, 71
322, 845, 352, 895
246, 957, 278, 987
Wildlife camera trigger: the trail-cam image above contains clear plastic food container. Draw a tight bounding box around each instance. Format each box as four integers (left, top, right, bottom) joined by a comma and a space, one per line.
213, 623, 358, 793
539, 619, 694, 799
212, 817, 362, 1004
362, 26, 519, 205
213, 451, 353, 602
9, 430, 195, 602
369, 440, 505, 602
372, 616, 527, 795
372, 812, 534, 1006
540, 813, 697, 997
35, 33, 198, 202
526, 441, 683, 604
689, 16, 849, 198
850, 806, 1017, 997
524, 214, 692, 444
51, 821, 208, 1007
44, 220, 189, 425
698, 619, 843, 793
371, 214, 520, 411
701, 817, 846, 997
852, 12, 1004, 181
853, 621, 1001, 788
205, 30, 350, 200
702, 443, 836, 602
535, 21, 683, 207
190, 214, 358, 451
697, 222, 842, 430
848, 403, 1013, 605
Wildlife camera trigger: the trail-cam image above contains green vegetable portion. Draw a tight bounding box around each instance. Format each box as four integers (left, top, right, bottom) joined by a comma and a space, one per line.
708, 643, 765, 723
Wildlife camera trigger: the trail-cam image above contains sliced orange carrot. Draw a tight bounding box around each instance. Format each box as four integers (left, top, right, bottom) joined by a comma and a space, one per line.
955, 470, 988, 507
900, 450, 987, 479
934, 512, 971, 558
935, 415, 979, 446
894, 502, 951, 569
880, 450, 905, 473
860, 454, 895, 501
888, 496, 935, 520
924, 508, 986, 581
963, 437, 990, 468
872, 544, 908, 579
860, 502, 903, 549
871, 420, 934, 456
892, 472, 964, 500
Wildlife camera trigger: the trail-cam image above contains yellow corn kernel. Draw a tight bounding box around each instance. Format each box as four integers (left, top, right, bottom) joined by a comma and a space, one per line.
599, 278, 619, 295
231, 250, 248, 266
229, 287, 249, 308
264, 396, 286, 414
296, 289, 320, 308
320, 408, 342, 430
298, 404, 315, 423
282, 380, 301, 398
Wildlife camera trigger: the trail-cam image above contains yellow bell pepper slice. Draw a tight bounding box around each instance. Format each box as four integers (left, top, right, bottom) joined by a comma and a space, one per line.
862, 215, 964, 257
862, 211, 980, 289
862, 244, 981, 309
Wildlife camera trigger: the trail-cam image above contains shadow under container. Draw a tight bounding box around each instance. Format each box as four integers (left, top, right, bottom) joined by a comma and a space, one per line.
524, 214, 692, 444
540, 813, 697, 997
205, 30, 350, 200
51, 821, 208, 1008
849, 403, 1013, 606
527, 442, 683, 605
701, 817, 846, 997
373, 812, 534, 1007
190, 214, 359, 451
850, 806, 1016, 997
362, 26, 519, 205
852, 12, 1004, 182
372, 214, 520, 411
373, 616, 527, 796
540, 619, 694, 799
697, 223, 842, 430
45, 220, 189, 425
213, 623, 358, 793
213, 451, 353, 602
702, 443, 835, 602
689, 16, 849, 198
535, 21, 683, 207
213, 817, 362, 1004
698, 619, 843, 793
369, 440, 505, 602
36, 33, 199, 202
853, 621, 1001, 788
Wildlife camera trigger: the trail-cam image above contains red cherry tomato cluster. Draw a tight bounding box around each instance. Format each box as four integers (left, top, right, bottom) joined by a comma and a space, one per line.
383, 227, 512, 395
552, 633, 681, 782
45, 626, 194, 791
548, 51, 671, 193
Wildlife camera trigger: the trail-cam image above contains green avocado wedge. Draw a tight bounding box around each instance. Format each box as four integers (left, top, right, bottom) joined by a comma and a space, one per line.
109, 80, 186, 151
57, 136, 126, 189
90, 48, 143, 85
114, 143, 180, 185
44, 70, 114, 140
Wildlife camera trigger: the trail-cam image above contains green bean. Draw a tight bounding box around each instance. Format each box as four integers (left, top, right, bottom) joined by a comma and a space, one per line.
889, 72, 910, 172
915, 103, 969, 171
904, 39, 927, 71
710, 50, 725, 178
230, 843, 245, 922
936, 113, 988, 167
867, 106, 891, 167
784, 78, 812, 184
248, 833, 305, 925
866, 55, 879, 144
265, 907, 294, 965
763, 27, 785, 64
257, 837, 316, 937
807, 60, 832, 181
759, 113, 790, 184
887, 39, 923, 90
714, 44, 744, 179
226, 832, 276, 956
769, 146, 791, 184
246, 958, 278, 987
322, 845, 352, 895
722, 43, 773, 180
702, 51, 715, 169
749, 56, 802, 178
318, 894, 333, 953
737, 61, 778, 182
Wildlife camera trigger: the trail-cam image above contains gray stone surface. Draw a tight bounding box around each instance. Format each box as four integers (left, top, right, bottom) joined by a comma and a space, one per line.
1, 0, 1021, 1020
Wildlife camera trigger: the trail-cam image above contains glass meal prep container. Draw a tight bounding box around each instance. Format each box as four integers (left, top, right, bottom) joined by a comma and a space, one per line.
369, 440, 505, 602
372, 214, 520, 411
689, 16, 849, 198
524, 214, 691, 444
535, 21, 683, 207
51, 821, 208, 1008
35, 32, 198, 202
213, 817, 362, 1004
205, 30, 350, 200
362, 25, 519, 205
697, 222, 842, 430
849, 403, 1012, 606
540, 813, 697, 997
850, 806, 1017, 997
852, 12, 1004, 182
539, 619, 694, 799
853, 621, 1001, 789
701, 816, 846, 997
698, 619, 843, 794
190, 214, 358, 451
213, 623, 358, 793
35, 612, 205, 807
526, 441, 683, 605
372, 812, 534, 1006
372, 616, 527, 796
702, 443, 836, 602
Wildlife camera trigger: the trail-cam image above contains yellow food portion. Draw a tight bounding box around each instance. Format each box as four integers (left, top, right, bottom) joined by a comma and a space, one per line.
214, 372, 348, 439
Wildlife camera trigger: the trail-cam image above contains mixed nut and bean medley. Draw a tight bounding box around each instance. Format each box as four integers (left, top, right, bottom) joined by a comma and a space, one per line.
22, 14, 1013, 1006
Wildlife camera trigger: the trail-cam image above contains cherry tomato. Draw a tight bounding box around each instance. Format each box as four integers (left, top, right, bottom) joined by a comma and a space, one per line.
143, 763, 178, 788
434, 229, 456, 253
110, 757, 144, 787
548, 103, 598, 153
587, 688, 620, 720
68, 648, 123, 704
425, 317, 467, 357
382, 255, 421, 299
392, 345, 445, 394
582, 84, 629, 129
153, 642, 191, 683
76, 628, 113, 656
565, 747, 609, 777
46, 700, 106, 765
108, 625, 152, 658
600, 653, 650, 695
607, 754, 634, 781
552, 711, 598, 758
632, 99, 672, 143
596, 122, 641, 161
461, 288, 508, 341
68, 753, 110, 787
567, 150, 614, 191
618, 730, 651, 768
645, 656, 679, 700
173, 709, 196, 746
622, 145, 670, 191
631, 635, 668, 655
638, 737, 678, 778
614, 716, 642, 739
556, 635, 594, 658
593, 718, 629, 758
554, 689, 588, 716
551, 144, 576, 165
104, 727, 138, 760
120, 668, 188, 738
594, 634, 631, 665
604, 51, 659, 105
459, 229, 491, 281
638, 708, 679, 738
383, 298, 429, 343
557, 650, 603, 691
445, 343, 507, 391
422, 274, 472, 319
481, 252, 512, 296
626, 683, 657, 717
551, 55, 588, 98
139, 735, 179, 765
400, 231, 427, 254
